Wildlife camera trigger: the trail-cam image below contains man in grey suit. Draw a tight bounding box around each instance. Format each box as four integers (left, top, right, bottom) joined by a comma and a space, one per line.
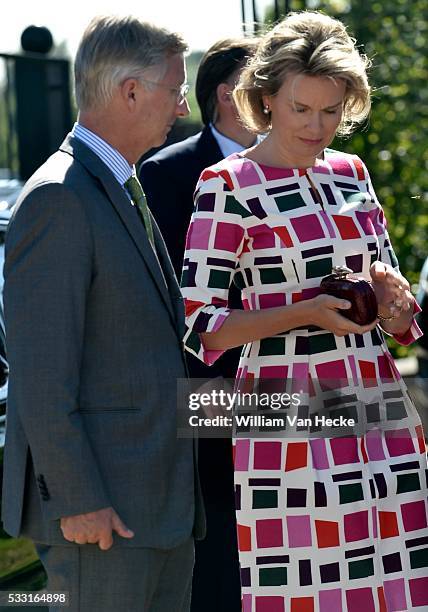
2, 15, 204, 611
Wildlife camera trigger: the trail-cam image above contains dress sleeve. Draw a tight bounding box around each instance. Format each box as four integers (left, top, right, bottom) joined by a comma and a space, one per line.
359, 157, 422, 345
181, 168, 247, 365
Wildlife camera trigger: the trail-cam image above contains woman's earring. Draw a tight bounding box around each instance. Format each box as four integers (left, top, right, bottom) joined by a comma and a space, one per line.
263, 105, 270, 115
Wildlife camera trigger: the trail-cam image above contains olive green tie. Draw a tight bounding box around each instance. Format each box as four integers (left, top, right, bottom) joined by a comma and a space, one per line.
124, 175, 155, 249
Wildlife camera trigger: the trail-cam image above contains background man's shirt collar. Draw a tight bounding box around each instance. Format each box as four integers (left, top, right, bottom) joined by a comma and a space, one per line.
210, 123, 258, 158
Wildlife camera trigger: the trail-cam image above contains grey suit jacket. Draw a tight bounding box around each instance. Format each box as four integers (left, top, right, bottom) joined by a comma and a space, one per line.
2, 134, 205, 547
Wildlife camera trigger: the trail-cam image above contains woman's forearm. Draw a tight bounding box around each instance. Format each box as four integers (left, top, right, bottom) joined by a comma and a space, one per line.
200, 302, 312, 351
199, 295, 382, 352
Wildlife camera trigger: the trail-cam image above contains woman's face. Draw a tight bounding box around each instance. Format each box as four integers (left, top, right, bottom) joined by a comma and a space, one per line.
263, 73, 347, 167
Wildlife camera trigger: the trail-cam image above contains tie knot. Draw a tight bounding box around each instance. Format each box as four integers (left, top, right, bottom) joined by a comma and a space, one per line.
125, 175, 145, 203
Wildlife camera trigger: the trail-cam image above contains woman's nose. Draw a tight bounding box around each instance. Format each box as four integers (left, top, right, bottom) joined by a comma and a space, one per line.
306, 112, 323, 132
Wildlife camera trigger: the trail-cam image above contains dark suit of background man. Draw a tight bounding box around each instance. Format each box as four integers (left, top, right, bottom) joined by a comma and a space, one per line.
2, 15, 205, 612
140, 38, 259, 612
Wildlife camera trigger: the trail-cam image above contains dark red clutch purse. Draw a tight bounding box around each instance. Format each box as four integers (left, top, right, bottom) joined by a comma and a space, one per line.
320, 265, 378, 325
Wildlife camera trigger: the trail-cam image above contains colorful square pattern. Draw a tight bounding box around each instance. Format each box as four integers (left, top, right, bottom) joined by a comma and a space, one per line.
182, 150, 427, 606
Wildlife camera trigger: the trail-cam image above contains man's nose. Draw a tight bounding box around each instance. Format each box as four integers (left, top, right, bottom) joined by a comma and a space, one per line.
177, 97, 190, 117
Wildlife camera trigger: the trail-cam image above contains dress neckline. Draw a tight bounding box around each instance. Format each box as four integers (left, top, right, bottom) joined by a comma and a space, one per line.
233, 149, 332, 173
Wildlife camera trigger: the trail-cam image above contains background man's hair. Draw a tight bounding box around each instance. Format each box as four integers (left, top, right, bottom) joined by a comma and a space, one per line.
196, 37, 258, 125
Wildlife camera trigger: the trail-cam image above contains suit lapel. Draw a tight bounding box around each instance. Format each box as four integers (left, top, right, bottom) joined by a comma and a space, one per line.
196, 126, 224, 169
152, 219, 185, 338
59, 135, 176, 325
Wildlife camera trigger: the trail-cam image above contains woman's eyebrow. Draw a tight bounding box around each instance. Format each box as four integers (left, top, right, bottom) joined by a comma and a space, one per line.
288, 99, 343, 109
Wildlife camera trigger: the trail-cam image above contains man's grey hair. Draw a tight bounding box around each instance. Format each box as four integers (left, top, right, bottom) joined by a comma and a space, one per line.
74, 15, 188, 111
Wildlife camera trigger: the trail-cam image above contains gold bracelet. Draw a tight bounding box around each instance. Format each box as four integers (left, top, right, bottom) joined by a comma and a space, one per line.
377, 313, 397, 322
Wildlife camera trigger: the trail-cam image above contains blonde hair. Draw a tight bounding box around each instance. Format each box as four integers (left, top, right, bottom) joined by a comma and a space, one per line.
75, 15, 187, 111
234, 11, 371, 136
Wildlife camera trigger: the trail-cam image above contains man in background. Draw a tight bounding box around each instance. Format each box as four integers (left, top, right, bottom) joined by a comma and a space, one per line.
3, 15, 204, 611
140, 38, 258, 612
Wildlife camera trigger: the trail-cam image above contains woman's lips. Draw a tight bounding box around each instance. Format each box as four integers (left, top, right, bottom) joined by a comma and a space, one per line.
299, 137, 323, 145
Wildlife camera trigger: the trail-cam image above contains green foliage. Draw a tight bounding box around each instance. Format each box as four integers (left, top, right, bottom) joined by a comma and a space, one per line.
185, 51, 204, 125
0, 537, 39, 580
0, 80, 19, 175
263, 1, 427, 357
0, 88, 8, 169
265, 0, 428, 287
328, 0, 427, 288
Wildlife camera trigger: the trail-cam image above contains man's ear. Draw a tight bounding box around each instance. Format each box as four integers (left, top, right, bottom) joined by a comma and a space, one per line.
120, 78, 140, 109
216, 82, 234, 107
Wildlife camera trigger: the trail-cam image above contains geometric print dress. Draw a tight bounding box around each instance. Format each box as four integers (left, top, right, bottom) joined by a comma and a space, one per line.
181, 149, 428, 611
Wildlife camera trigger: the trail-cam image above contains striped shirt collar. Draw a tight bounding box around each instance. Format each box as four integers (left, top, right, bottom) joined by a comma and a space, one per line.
71, 122, 135, 186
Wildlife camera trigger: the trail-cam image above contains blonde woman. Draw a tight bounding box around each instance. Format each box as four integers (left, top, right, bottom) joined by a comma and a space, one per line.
182, 11, 427, 611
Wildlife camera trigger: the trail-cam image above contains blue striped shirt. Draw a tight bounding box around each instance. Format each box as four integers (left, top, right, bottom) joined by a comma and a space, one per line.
71, 122, 135, 188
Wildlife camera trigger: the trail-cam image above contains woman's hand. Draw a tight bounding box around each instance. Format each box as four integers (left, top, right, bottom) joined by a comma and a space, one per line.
370, 261, 413, 319
308, 294, 378, 336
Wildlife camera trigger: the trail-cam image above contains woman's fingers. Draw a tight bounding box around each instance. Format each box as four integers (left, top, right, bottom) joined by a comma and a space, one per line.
370, 260, 387, 280
314, 296, 377, 335
386, 272, 409, 293
349, 319, 379, 334
371, 261, 409, 291
331, 307, 378, 335
404, 289, 414, 310
370, 262, 412, 315
317, 294, 351, 310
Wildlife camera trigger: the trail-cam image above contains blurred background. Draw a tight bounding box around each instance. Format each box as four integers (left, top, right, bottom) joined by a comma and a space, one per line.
0, 0, 426, 603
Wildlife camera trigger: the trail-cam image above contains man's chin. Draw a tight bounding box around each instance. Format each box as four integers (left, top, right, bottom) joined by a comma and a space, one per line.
156, 132, 169, 147
144, 129, 171, 154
